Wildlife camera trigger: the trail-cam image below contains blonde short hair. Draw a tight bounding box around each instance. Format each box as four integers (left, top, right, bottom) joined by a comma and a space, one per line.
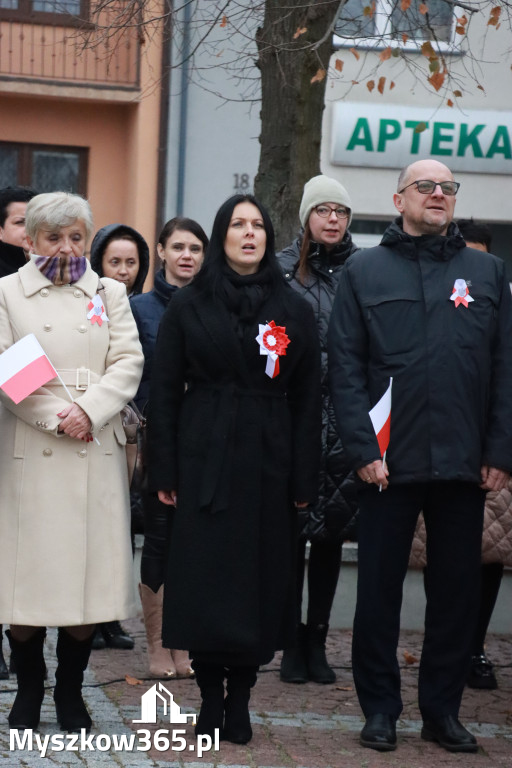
25, 192, 93, 242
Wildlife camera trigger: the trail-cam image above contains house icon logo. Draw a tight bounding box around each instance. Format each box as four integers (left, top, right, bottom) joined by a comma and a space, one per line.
133, 682, 197, 725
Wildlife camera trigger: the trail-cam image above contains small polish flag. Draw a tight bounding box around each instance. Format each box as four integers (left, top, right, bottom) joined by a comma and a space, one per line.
369, 377, 393, 457
0, 334, 57, 404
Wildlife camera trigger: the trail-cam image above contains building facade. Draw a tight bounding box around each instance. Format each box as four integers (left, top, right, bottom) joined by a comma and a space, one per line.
0, 0, 165, 271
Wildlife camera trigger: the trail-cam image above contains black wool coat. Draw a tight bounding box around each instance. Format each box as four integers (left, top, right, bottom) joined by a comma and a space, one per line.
147, 281, 321, 665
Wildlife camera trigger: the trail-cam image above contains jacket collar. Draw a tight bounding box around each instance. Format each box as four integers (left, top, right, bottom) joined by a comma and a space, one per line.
380, 218, 466, 261
18, 258, 100, 299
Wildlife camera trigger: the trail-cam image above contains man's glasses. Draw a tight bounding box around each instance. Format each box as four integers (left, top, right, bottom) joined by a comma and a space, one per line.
398, 179, 460, 196
313, 204, 350, 219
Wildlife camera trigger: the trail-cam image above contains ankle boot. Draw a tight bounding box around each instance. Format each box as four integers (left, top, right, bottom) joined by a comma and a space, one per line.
0, 628, 9, 680
280, 623, 308, 683
54, 629, 93, 732
223, 665, 257, 744
6, 628, 46, 729
306, 623, 336, 684
172, 649, 194, 678
139, 584, 176, 678
193, 661, 225, 739
99, 621, 134, 649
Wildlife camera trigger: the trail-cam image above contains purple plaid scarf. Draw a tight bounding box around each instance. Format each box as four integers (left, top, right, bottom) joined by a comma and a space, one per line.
33, 254, 88, 285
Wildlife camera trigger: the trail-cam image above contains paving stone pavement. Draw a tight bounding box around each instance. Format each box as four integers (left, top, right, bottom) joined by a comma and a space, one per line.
0, 619, 510, 766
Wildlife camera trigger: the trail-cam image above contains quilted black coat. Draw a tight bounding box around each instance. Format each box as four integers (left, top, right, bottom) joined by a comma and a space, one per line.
278, 232, 359, 542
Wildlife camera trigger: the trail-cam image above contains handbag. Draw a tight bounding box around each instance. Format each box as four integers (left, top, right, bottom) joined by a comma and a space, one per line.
121, 399, 146, 489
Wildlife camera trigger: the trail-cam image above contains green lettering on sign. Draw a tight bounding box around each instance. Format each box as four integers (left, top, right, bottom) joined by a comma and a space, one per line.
431, 122, 454, 156
346, 118, 374, 152
457, 124, 484, 158
377, 119, 401, 152
485, 126, 512, 159
405, 121, 429, 154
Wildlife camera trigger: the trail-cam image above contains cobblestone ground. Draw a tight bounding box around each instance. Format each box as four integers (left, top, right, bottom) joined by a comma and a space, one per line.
0, 618, 510, 766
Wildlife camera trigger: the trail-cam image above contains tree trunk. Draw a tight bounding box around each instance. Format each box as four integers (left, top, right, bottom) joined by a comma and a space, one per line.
254, 1, 340, 250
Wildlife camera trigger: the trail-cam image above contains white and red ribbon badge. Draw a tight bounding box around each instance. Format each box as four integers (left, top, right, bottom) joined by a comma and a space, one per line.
255, 320, 290, 378
87, 294, 109, 326
450, 278, 474, 308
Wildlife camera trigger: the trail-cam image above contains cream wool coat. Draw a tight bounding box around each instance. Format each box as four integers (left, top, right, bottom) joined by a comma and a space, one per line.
0, 260, 144, 626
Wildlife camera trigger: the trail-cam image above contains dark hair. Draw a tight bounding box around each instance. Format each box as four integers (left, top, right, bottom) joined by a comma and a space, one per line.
158, 216, 209, 251
0, 186, 38, 227
194, 194, 284, 295
456, 218, 492, 252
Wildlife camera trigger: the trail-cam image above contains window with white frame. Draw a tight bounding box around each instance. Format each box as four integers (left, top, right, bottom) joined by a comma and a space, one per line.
335, 0, 455, 45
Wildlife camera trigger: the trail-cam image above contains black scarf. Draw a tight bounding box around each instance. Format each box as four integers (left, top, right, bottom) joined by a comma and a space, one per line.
219, 262, 273, 339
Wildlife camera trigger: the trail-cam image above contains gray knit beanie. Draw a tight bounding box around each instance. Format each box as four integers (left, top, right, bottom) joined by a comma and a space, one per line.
299, 174, 352, 228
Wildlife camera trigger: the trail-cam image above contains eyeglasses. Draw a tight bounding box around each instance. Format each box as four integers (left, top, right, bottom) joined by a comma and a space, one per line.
313, 204, 350, 219
398, 179, 460, 196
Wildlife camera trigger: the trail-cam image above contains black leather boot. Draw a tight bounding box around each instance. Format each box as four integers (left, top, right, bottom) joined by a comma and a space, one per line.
54, 629, 93, 732
98, 621, 134, 650
193, 662, 225, 739
306, 623, 336, 684
223, 665, 257, 744
280, 623, 308, 683
6, 628, 46, 729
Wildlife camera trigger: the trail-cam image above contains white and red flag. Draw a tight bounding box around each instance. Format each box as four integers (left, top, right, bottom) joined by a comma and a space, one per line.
0, 334, 57, 404
369, 377, 393, 458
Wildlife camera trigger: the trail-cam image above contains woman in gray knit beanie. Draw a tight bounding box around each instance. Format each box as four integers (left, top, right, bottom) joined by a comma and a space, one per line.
277, 174, 358, 685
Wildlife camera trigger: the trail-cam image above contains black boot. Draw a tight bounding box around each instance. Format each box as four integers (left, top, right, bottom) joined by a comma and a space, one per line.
306, 623, 336, 684
54, 629, 93, 732
6, 628, 46, 729
98, 621, 134, 650
223, 665, 257, 744
280, 623, 308, 683
193, 662, 225, 739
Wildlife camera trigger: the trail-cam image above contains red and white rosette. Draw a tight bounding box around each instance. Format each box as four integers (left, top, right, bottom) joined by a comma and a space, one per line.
450, 278, 474, 308
255, 320, 290, 378
87, 294, 109, 326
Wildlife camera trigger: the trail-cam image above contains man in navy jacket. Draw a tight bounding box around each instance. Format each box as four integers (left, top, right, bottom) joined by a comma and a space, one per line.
328, 159, 512, 754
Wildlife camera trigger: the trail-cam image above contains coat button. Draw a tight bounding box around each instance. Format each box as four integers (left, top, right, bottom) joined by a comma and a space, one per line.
74, 289, 83, 298
78, 325, 87, 333
43, 323, 52, 332
78, 449, 87, 458
42, 448, 52, 457
40, 288, 49, 297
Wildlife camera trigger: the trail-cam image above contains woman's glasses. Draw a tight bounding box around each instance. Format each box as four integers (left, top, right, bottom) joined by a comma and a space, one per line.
314, 205, 350, 219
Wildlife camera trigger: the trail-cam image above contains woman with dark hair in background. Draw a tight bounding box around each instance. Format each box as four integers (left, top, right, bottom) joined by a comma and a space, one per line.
277, 175, 359, 684
130, 216, 208, 679
147, 194, 321, 744
89, 222, 150, 650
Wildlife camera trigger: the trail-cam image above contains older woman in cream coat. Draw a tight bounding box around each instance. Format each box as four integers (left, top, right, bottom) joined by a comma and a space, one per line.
0, 192, 143, 733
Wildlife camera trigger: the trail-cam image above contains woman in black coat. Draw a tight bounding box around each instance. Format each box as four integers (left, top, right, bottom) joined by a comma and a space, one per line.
147, 194, 321, 744
277, 175, 358, 685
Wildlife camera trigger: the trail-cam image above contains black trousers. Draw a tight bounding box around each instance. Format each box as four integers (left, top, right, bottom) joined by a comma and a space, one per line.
140, 491, 172, 592
353, 481, 484, 721
296, 537, 342, 626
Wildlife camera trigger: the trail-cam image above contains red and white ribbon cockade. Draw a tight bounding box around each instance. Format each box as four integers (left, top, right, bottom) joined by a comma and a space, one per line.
450, 278, 474, 308
87, 294, 109, 326
255, 320, 290, 378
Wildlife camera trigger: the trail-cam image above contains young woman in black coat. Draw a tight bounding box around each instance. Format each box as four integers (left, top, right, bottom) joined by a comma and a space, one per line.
147, 194, 321, 744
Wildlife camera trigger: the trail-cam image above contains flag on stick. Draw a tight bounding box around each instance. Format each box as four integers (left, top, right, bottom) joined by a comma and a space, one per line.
0, 334, 57, 404
369, 377, 393, 457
